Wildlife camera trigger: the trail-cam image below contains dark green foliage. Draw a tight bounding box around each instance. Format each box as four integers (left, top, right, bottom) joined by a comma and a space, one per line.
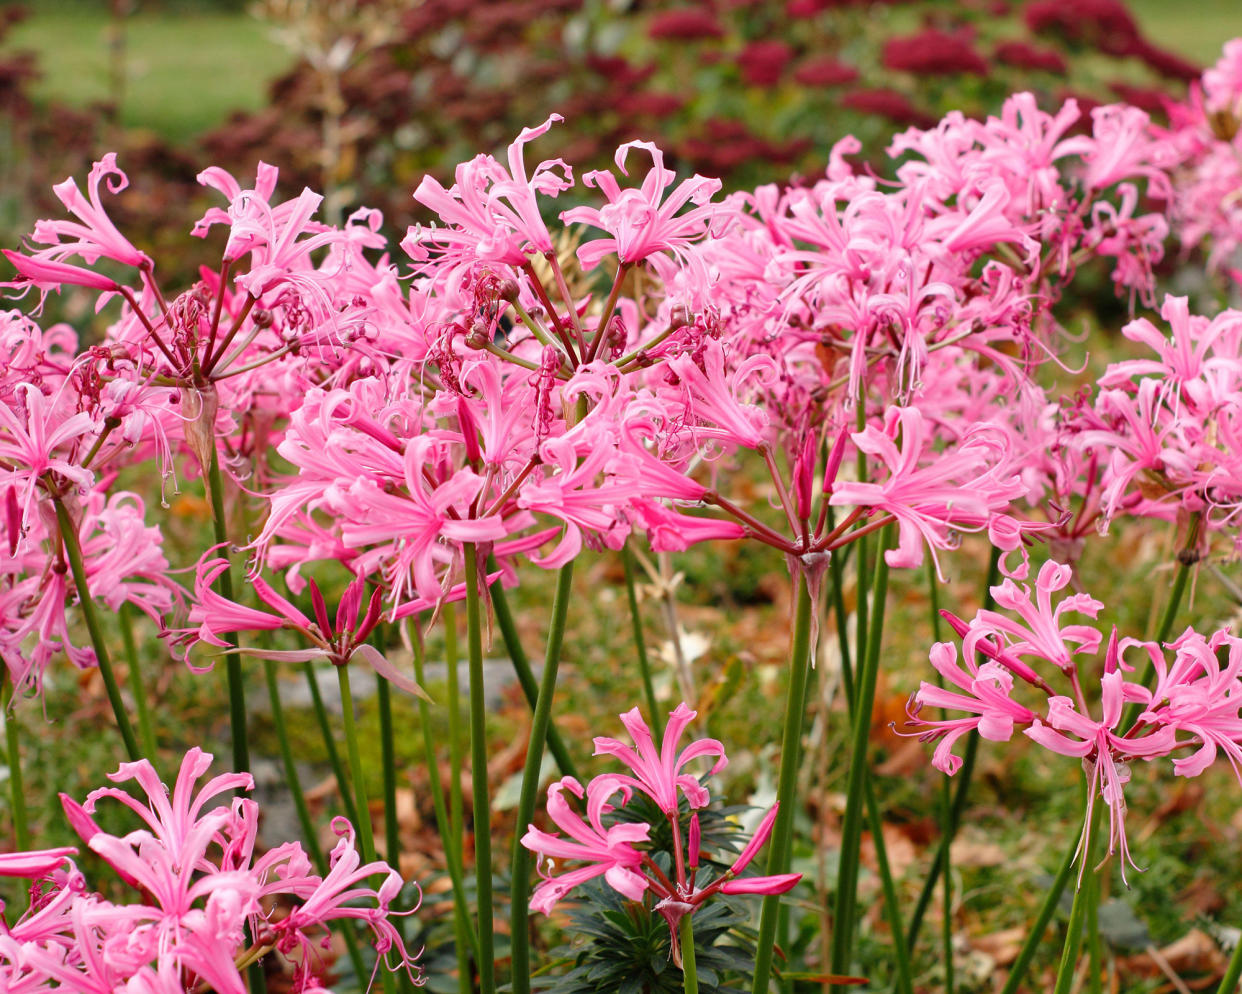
531, 789, 765, 994
532, 877, 757, 994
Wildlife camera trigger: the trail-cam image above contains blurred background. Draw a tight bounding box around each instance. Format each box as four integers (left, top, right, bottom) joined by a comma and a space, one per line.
3, 0, 1241, 285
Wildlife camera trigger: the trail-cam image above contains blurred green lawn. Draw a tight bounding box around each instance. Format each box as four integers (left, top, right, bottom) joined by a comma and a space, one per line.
1129, 0, 1242, 63
2, 1, 291, 143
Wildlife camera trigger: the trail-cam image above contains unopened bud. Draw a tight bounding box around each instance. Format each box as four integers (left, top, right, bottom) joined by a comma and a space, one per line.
252, 308, 274, 328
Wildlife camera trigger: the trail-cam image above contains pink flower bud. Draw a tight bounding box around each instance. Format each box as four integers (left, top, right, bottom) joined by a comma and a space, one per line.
720, 872, 801, 895
730, 803, 779, 875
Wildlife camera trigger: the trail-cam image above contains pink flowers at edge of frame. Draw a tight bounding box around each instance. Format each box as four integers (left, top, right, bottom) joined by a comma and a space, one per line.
0, 747, 422, 993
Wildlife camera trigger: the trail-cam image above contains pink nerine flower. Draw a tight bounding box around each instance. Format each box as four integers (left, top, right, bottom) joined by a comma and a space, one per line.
908, 644, 1039, 775
0, 748, 420, 992
521, 777, 652, 913
829, 407, 1025, 576
176, 556, 428, 697
32, 154, 152, 269
523, 704, 800, 961
562, 140, 723, 270
410, 115, 571, 277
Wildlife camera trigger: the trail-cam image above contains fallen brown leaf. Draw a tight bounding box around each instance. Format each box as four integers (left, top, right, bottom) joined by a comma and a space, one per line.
1117, 929, 1225, 985
949, 829, 1008, 868
970, 925, 1024, 967
860, 823, 919, 881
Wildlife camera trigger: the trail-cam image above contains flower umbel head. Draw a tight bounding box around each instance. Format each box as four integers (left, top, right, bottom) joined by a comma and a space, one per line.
523, 704, 800, 964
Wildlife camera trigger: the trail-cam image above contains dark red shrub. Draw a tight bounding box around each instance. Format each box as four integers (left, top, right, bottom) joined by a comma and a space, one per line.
1131, 40, 1200, 82
992, 40, 1067, 73
793, 55, 859, 87
738, 40, 794, 86
841, 87, 937, 127
586, 55, 656, 88
613, 91, 686, 118
1110, 82, 1170, 117
1024, 0, 1140, 56
647, 8, 725, 40
882, 29, 989, 76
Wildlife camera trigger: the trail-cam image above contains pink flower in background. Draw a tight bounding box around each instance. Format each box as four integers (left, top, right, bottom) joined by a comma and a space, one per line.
564, 140, 722, 270
1202, 39, 1242, 117
178, 557, 428, 698
830, 407, 1025, 575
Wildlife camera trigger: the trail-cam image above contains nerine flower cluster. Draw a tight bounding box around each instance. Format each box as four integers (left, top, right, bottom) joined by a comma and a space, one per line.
5, 34, 1242, 976
907, 561, 1242, 881
521, 704, 798, 958
0, 92, 1190, 686
0, 749, 415, 993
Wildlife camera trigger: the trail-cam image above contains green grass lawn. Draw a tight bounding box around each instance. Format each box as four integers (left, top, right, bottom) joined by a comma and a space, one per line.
1129, 0, 1242, 64
2, 3, 292, 143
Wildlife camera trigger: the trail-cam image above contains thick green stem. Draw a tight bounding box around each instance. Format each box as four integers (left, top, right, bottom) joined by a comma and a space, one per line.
681, 914, 699, 994
377, 670, 413, 994
1086, 853, 1102, 994
1217, 932, 1242, 994
511, 562, 575, 994
831, 524, 892, 974
865, 773, 913, 994
409, 618, 478, 987
1053, 786, 1100, 994
850, 400, 870, 727
337, 664, 397, 994
463, 544, 496, 994
377, 668, 402, 870
1121, 558, 1191, 732
205, 444, 249, 776
262, 660, 373, 982
852, 530, 871, 727
336, 665, 378, 863
263, 661, 327, 875
623, 542, 664, 738
487, 562, 579, 780
118, 603, 158, 758
372, 621, 402, 869
905, 734, 979, 954
997, 838, 1078, 994
751, 571, 815, 994
52, 498, 140, 760
927, 558, 954, 994
2, 674, 29, 850
301, 660, 360, 828
444, 602, 466, 891
906, 548, 1001, 956
827, 511, 855, 710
